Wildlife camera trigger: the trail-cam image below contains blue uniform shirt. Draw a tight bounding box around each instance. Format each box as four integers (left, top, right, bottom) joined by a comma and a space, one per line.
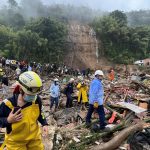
50, 83, 60, 98
89, 78, 104, 105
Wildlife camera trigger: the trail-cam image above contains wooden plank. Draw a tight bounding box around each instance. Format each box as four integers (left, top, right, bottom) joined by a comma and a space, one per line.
138, 98, 150, 102
117, 102, 146, 114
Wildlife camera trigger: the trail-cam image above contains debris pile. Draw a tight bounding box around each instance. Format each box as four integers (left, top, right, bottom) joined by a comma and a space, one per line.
51, 73, 149, 150
0, 65, 150, 150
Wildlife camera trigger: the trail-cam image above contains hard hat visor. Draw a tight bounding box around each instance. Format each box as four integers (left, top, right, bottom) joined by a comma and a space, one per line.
18, 79, 41, 94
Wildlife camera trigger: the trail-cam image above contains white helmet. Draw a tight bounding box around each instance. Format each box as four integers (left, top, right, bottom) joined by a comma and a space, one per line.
94, 70, 104, 76
18, 71, 42, 95
78, 76, 83, 81
69, 78, 74, 82
54, 78, 59, 82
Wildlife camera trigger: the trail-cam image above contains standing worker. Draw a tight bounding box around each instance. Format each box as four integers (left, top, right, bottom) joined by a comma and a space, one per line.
0, 71, 48, 150
77, 78, 88, 110
50, 78, 60, 112
0, 68, 4, 82
65, 78, 74, 108
86, 70, 107, 130
108, 68, 115, 82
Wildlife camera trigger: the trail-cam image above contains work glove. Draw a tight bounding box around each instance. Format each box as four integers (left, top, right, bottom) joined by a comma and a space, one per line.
93, 101, 99, 109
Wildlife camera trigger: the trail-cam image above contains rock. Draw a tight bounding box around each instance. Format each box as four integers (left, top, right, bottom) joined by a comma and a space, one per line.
73, 136, 80, 143
56, 133, 63, 141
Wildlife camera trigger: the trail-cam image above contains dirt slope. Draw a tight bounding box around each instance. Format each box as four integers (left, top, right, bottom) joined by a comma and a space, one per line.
64, 22, 111, 69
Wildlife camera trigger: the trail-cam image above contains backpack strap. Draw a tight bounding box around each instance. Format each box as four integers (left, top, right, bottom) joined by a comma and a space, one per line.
3, 99, 14, 110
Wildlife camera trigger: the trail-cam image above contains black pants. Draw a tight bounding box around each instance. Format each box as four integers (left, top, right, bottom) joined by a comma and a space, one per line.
50, 97, 59, 109
86, 104, 106, 128
66, 93, 72, 108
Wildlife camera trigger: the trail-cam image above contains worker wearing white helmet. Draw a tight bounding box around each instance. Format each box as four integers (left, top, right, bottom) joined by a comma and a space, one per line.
0, 71, 48, 150
86, 70, 106, 130
94, 70, 104, 78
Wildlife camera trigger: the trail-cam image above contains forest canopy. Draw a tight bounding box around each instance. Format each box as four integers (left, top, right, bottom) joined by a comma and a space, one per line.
92, 10, 150, 64
0, 0, 150, 64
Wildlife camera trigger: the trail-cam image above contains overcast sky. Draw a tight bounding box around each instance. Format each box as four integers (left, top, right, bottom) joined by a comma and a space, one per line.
1, 0, 150, 11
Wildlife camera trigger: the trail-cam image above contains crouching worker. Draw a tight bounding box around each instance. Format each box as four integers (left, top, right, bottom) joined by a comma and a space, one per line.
0, 71, 48, 150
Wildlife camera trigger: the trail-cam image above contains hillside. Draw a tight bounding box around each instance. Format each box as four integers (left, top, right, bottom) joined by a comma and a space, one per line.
64, 22, 111, 69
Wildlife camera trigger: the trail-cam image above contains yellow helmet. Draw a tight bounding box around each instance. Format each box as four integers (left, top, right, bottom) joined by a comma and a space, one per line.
18, 71, 42, 95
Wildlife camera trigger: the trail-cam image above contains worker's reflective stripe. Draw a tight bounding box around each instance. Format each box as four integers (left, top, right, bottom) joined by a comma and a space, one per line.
3, 99, 14, 110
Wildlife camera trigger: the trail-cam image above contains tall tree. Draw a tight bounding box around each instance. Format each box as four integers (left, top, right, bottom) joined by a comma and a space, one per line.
110, 10, 127, 27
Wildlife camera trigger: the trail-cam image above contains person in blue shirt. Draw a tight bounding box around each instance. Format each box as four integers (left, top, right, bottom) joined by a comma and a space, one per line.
50, 78, 60, 112
86, 70, 106, 129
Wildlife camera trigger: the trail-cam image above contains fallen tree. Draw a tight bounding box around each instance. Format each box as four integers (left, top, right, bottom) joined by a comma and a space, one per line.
92, 123, 143, 150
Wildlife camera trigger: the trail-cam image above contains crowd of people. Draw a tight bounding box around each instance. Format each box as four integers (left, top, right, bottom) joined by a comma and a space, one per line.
0, 57, 116, 149
0, 57, 93, 78
48, 69, 111, 131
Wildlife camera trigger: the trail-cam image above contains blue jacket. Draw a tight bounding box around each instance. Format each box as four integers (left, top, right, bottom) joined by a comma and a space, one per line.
89, 78, 104, 105
50, 83, 60, 98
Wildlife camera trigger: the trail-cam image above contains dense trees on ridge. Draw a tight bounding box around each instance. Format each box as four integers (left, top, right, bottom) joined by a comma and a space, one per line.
0, 0, 150, 64
92, 10, 150, 64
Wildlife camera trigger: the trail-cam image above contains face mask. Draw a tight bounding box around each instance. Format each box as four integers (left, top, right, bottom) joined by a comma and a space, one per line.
54, 81, 59, 85
24, 95, 37, 102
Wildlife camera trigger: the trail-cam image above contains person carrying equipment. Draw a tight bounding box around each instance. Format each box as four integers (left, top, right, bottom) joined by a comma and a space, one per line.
0, 71, 48, 150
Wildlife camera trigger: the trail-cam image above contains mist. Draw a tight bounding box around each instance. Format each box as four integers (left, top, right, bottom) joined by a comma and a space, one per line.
0, 0, 150, 27
42, 0, 150, 11
1, 0, 150, 11
0, 0, 105, 24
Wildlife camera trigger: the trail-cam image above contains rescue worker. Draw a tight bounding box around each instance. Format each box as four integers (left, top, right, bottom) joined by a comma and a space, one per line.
50, 78, 60, 112
0, 71, 48, 150
65, 78, 74, 108
86, 70, 107, 130
108, 68, 115, 82
0, 68, 4, 82
77, 78, 88, 110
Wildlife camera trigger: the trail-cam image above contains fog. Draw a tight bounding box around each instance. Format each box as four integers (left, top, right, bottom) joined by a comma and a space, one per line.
42, 0, 150, 11
0, 0, 150, 26
1, 0, 150, 11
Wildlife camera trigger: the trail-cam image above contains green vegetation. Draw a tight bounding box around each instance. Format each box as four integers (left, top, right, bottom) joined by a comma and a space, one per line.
0, 1, 67, 63
92, 10, 150, 64
0, 18, 67, 63
0, 0, 150, 64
